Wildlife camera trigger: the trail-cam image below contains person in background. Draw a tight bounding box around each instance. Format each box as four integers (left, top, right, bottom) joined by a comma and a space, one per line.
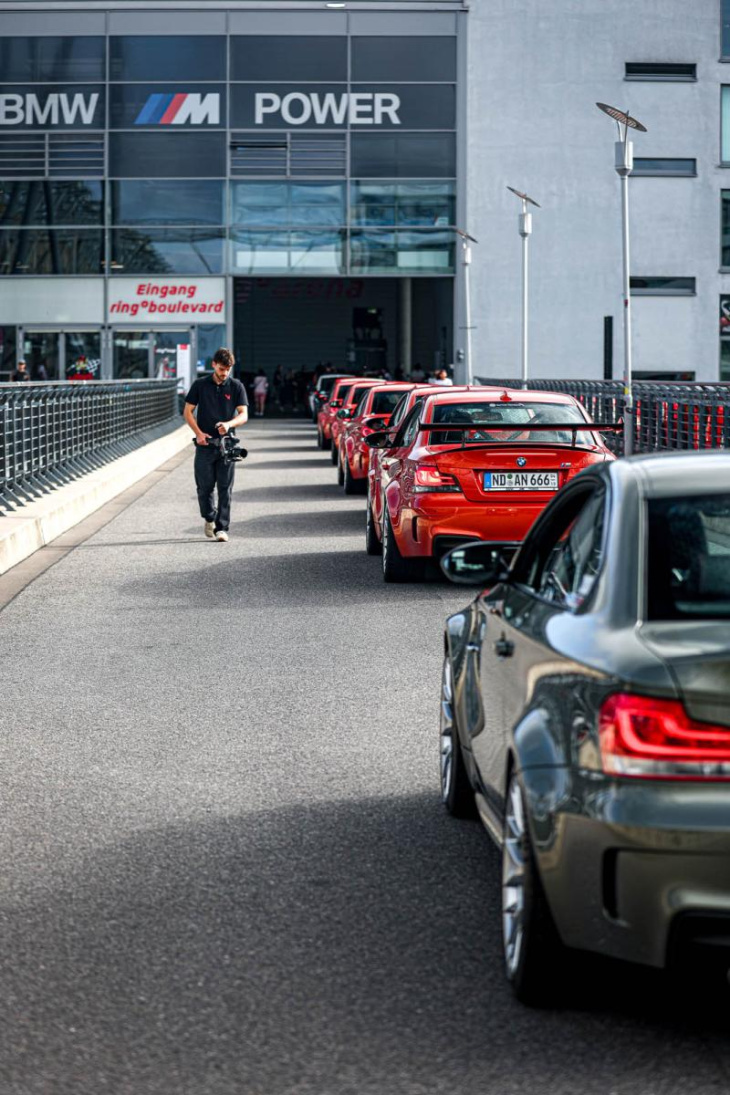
431, 368, 454, 386
33, 360, 48, 381
11, 359, 30, 382
272, 364, 284, 410
411, 362, 425, 382
253, 368, 269, 417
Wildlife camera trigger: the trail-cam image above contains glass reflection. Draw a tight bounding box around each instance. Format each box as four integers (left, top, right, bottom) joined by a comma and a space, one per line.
351, 181, 454, 227
231, 182, 344, 227
111, 229, 224, 274
112, 181, 224, 226
0, 229, 104, 274
350, 229, 453, 273
0, 37, 105, 82
231, 230, 345, 274
0, 182, 104, 227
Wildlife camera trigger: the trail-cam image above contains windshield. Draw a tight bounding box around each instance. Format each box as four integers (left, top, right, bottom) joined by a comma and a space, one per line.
371, 390, 402, 415
334, 383, 353, 403
647, 495, 730, 619
428, 401, 589, 445
319, 375, 342, 395
348, 385, 372, 407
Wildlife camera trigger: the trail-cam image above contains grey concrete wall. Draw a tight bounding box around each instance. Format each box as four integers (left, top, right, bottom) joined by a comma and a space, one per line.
468, 0, 722, 381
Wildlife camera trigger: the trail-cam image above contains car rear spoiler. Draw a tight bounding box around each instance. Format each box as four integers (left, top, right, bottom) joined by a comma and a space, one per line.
417, 421, 623, 449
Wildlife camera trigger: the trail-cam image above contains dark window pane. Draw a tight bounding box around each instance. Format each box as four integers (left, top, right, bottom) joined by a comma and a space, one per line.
0, 181, 103, 226
723, 195, 730, 268
0, 326, 16, 380
648, 496, 730, 619
109, 133, 226, 177
0, 86, 104, 130
112, 181, 224, 226
351, 133, 455, 177
632, 158, 696, 176
0, 228, 103, 274
625, 62, 696, 80
110, 84, 225, 129
352, 36, 456, 81
111, 228, 224, 274
371, 390, 403, 415
230, 36, 346, 82
725, 0, 730, 58
110, 36, 225, 82
630, 276, 696, 294
0, 37, 105, 82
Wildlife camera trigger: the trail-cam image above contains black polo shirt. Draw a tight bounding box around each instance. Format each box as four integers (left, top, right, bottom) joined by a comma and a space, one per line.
185, 375, 248, 436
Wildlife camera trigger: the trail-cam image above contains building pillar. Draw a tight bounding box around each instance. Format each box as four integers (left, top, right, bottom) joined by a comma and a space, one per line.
399, 277, 412, 376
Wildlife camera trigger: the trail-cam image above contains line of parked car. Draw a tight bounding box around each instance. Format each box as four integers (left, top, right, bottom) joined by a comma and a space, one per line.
311, 371, 730, 1006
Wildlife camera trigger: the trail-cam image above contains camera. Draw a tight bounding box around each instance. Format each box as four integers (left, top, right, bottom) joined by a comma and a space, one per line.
194, 433, 248, 464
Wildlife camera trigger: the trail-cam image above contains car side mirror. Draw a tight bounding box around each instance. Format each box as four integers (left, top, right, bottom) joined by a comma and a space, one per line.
367, 417, 387, 431
440, 541, 510, 586
364, 431, 391, 448
337, 409, 351, 419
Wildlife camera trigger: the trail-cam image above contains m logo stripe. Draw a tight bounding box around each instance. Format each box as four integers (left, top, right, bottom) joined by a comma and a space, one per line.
159, 93, 187, 125
136, 93, 168, 125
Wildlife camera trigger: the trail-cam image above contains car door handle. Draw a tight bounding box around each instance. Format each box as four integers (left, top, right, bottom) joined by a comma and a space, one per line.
494, 635, 514, 658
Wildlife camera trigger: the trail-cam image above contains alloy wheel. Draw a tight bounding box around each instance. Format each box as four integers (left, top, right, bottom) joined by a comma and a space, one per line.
439, 657, 454, 801
502, 780, 527, 978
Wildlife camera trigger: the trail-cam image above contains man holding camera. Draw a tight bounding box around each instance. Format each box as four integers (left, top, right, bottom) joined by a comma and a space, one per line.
184, 347, 248, 542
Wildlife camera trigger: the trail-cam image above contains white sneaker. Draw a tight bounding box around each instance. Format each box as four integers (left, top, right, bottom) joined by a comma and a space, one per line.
204, 521, 216, 539
216, 530, 229, 542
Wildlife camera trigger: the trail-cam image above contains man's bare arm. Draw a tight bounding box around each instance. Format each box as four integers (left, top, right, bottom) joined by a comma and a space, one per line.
184, 402, 211, 444
215, 405, 249, 434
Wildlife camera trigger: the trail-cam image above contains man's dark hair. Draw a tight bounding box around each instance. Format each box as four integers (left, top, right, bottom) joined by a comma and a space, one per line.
213, 347, 235, 369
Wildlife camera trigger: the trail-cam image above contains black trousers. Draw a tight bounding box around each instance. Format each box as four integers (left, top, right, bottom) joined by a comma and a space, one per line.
194, 444, 235, 532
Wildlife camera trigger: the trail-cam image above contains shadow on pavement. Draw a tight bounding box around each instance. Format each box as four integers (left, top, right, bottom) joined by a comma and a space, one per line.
248, 458, 333, 471
3, 793, 728, 1095
239, 509, 365, 539
239, 483, 345, 503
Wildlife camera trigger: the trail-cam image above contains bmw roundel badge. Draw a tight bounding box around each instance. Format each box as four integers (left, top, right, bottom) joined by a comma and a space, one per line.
516, 457, 527, 467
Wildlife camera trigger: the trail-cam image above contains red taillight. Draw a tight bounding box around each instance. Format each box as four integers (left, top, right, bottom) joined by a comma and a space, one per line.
599, 693, 730, 780
414, 465, 461, 493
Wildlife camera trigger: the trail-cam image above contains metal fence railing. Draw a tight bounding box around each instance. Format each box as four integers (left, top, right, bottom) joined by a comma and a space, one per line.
0, 379, 179, 513
475, 378, 730, 456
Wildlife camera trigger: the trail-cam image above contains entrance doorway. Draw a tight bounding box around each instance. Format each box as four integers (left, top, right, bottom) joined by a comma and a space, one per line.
112, 329, 193, 382
22, 329, 101, 380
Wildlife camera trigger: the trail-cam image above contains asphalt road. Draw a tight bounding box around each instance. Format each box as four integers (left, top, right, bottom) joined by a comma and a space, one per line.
1, 418, 730, 1095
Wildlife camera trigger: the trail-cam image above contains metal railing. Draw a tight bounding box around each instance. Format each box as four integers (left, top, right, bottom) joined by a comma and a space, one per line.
475, 377, 730, 456
0, 379, 179, 513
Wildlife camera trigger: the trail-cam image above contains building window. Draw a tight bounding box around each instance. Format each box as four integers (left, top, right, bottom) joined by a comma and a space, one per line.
230, 36, 346, 82
231, 229, 346, 275
351, 37, 456, 82
110, 36, 225, 82
111, 228, 224, 275
0, 181, 103, 226
351, 133, 455, 178
350, 229, 454, 273
632, 158, 696, 177
723, 0, 730, 60
109, 133, 226, 178
0, 36, 105, 81
350, 181, 454, 226
630, 277, 695, 295
111, 180, 224, 226
230, 182, 345, 227
625, 62, 696, 81
0, 229, 104, 275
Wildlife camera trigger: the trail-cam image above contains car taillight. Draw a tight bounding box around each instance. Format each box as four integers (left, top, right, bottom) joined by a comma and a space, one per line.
599, 693, 730, 780
413, 465, 462, 493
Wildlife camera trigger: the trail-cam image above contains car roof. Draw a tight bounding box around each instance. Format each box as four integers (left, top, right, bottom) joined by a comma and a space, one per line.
613, 451, 730, 498
423, 388, 581, 406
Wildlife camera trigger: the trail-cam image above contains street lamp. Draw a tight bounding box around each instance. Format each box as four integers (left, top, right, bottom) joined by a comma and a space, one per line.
596, 102, 647, 456
455, 228, 478, 384
507, 186, 540, 388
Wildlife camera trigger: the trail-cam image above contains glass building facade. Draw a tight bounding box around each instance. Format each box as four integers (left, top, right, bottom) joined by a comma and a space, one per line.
0, 6, 463, 380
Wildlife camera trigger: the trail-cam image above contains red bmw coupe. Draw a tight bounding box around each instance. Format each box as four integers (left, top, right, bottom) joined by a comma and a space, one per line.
366, 388, 616, 581
317, 377, 358, 450
339, 383, 416, 494
330, 379, 384, 470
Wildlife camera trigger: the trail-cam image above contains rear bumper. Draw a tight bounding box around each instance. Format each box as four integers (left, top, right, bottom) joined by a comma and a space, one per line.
393, 497, 545, 558
528, 771, 730, 969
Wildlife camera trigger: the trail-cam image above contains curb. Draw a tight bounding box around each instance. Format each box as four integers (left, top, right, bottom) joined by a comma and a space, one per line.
0, 425, 191, 576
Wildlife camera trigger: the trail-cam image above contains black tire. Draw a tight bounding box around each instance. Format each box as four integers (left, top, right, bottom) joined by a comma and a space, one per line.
440, 654, 477, 818
382, 510, 421, 582
330, 441, 338, 466
343, 454, 361, 495
337, 449, 345, 486
365, 500, 382, 556
502, 774, 567, 1006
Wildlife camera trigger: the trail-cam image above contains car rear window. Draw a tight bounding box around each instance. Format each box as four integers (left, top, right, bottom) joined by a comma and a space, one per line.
429, 401, 588, 445
371, 390, 402, 415
647, 495, 730, 619
335, 384, 353, 402
319, 376, 340, 394
349, 385, 372, 407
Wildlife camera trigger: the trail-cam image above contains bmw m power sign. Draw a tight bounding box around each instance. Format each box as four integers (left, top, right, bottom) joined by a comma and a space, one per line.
134, 93, 221, 126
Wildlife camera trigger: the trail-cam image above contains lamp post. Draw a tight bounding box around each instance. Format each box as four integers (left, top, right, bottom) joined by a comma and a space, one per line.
507, 186, 540, 388
596, 102, 647, 456
455, 228, 477, 384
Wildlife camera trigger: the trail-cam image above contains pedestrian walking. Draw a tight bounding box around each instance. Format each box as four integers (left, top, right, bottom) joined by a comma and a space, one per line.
33, 361, 48, 381
11, 359, 30, 382
272, 364, 284, 410
183, 347, 249, 542
253, 368, 269, 417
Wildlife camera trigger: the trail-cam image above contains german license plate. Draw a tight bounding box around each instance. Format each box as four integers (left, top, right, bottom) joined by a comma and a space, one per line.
483, 471, 558, 491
